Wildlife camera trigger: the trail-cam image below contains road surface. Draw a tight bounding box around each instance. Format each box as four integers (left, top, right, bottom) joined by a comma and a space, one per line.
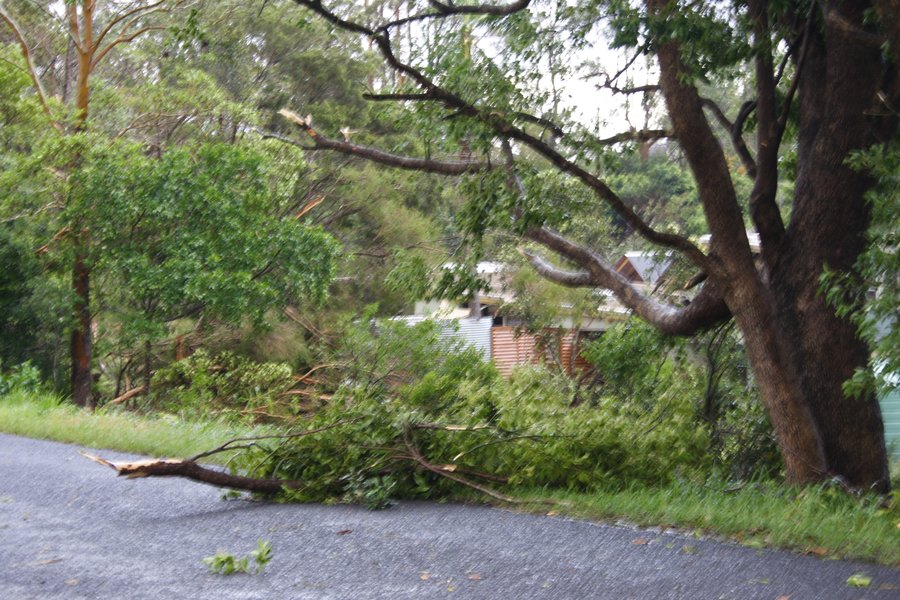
1, 433, 897, 599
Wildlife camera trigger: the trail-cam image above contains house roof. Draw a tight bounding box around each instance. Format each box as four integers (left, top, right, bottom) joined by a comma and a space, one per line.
615, 251, 673, 285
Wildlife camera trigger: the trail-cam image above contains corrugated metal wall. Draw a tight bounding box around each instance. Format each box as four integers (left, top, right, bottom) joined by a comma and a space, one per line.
491, 327, 593, 377
438, 317, 493, 361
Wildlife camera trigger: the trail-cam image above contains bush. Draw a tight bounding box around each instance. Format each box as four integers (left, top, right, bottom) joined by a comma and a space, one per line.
0, 360, 43, 396
149, 350, 294, 421
582, 320, 780, 480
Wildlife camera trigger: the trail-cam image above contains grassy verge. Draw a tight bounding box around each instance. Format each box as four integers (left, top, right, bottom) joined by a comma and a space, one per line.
514, 483, 899, 566
2, 390, 897, 565
0, 390, 270, 464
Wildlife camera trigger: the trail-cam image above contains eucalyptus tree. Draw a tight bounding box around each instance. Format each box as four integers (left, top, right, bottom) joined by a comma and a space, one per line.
272, 0, 898, 490
1, 0, 192, 407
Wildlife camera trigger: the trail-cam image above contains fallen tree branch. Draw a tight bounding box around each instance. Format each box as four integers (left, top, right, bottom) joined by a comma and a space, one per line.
108, 385, 146, 406
401, 434, 523, 504
81, 418, 549, 506
81, 451, 301, 494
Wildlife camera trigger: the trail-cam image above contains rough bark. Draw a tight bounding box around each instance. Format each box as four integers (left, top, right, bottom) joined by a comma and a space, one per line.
70, 253, 93, 409
68, 3, 94, 409
769, 0, 892, 490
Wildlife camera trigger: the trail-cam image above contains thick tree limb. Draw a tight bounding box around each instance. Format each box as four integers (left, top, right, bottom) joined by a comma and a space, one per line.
517, 250, 594, 287
108, 385, 146, 406
428, 0, 531, 16
747, 0, 786, 265
597, 82, 660, 96
269, 112, 491, 175
648, 0, 751, 272
376, 0, 531, 32
362, 92, 437, 102
509, 112, 565, 139
82, 452, 300, 494
595, 129, 671, 146
523, 228, 731, 336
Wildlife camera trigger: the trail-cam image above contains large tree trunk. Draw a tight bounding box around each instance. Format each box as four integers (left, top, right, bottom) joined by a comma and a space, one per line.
649, 0, 892, 489
69, 4, 94, 409
725, 276, 827, 484
766, 5, 892, 491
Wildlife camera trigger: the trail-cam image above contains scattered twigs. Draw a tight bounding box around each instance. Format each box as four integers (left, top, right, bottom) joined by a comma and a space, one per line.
189, 419, 362, 461
402, 431, 524, 504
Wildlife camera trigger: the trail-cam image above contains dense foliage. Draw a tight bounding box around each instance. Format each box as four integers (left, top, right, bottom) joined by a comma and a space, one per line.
225, 320, 712, 507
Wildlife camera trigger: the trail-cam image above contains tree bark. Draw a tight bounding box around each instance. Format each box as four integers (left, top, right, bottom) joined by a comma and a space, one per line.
70, 252, 93, 409
768, 2, 892, 490
69, 2, 95, 409
724, 276, 826, 484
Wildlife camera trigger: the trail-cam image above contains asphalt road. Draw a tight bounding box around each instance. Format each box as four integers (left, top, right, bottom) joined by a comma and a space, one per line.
0, 433, 897, 599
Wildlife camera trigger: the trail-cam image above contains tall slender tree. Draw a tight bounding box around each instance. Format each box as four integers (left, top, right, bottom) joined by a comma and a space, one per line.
1, 1, 185, 407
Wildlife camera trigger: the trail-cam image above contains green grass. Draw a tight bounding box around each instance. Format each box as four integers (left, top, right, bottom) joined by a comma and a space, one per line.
513, 481, 899, 566
2, 390, 897, 566
0, 390, 270, 464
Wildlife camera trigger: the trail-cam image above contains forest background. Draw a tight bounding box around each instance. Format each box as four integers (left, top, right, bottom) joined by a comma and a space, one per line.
0, 0, 897, 563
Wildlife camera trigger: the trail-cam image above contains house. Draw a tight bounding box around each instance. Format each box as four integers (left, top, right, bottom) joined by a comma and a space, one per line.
400, 261, 630, 377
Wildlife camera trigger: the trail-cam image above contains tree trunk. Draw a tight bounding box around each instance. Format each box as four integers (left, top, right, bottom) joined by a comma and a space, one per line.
764, 1, 892, 491
143, 339, 153, 396
69, 3, 94, 409
725, 273, 827, 484
70, 252, 93, 409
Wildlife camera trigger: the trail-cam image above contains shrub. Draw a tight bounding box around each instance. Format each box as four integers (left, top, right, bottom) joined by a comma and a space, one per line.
149, 350, 294, 421
229, 319, 713, 506
0, 360, 43, 396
